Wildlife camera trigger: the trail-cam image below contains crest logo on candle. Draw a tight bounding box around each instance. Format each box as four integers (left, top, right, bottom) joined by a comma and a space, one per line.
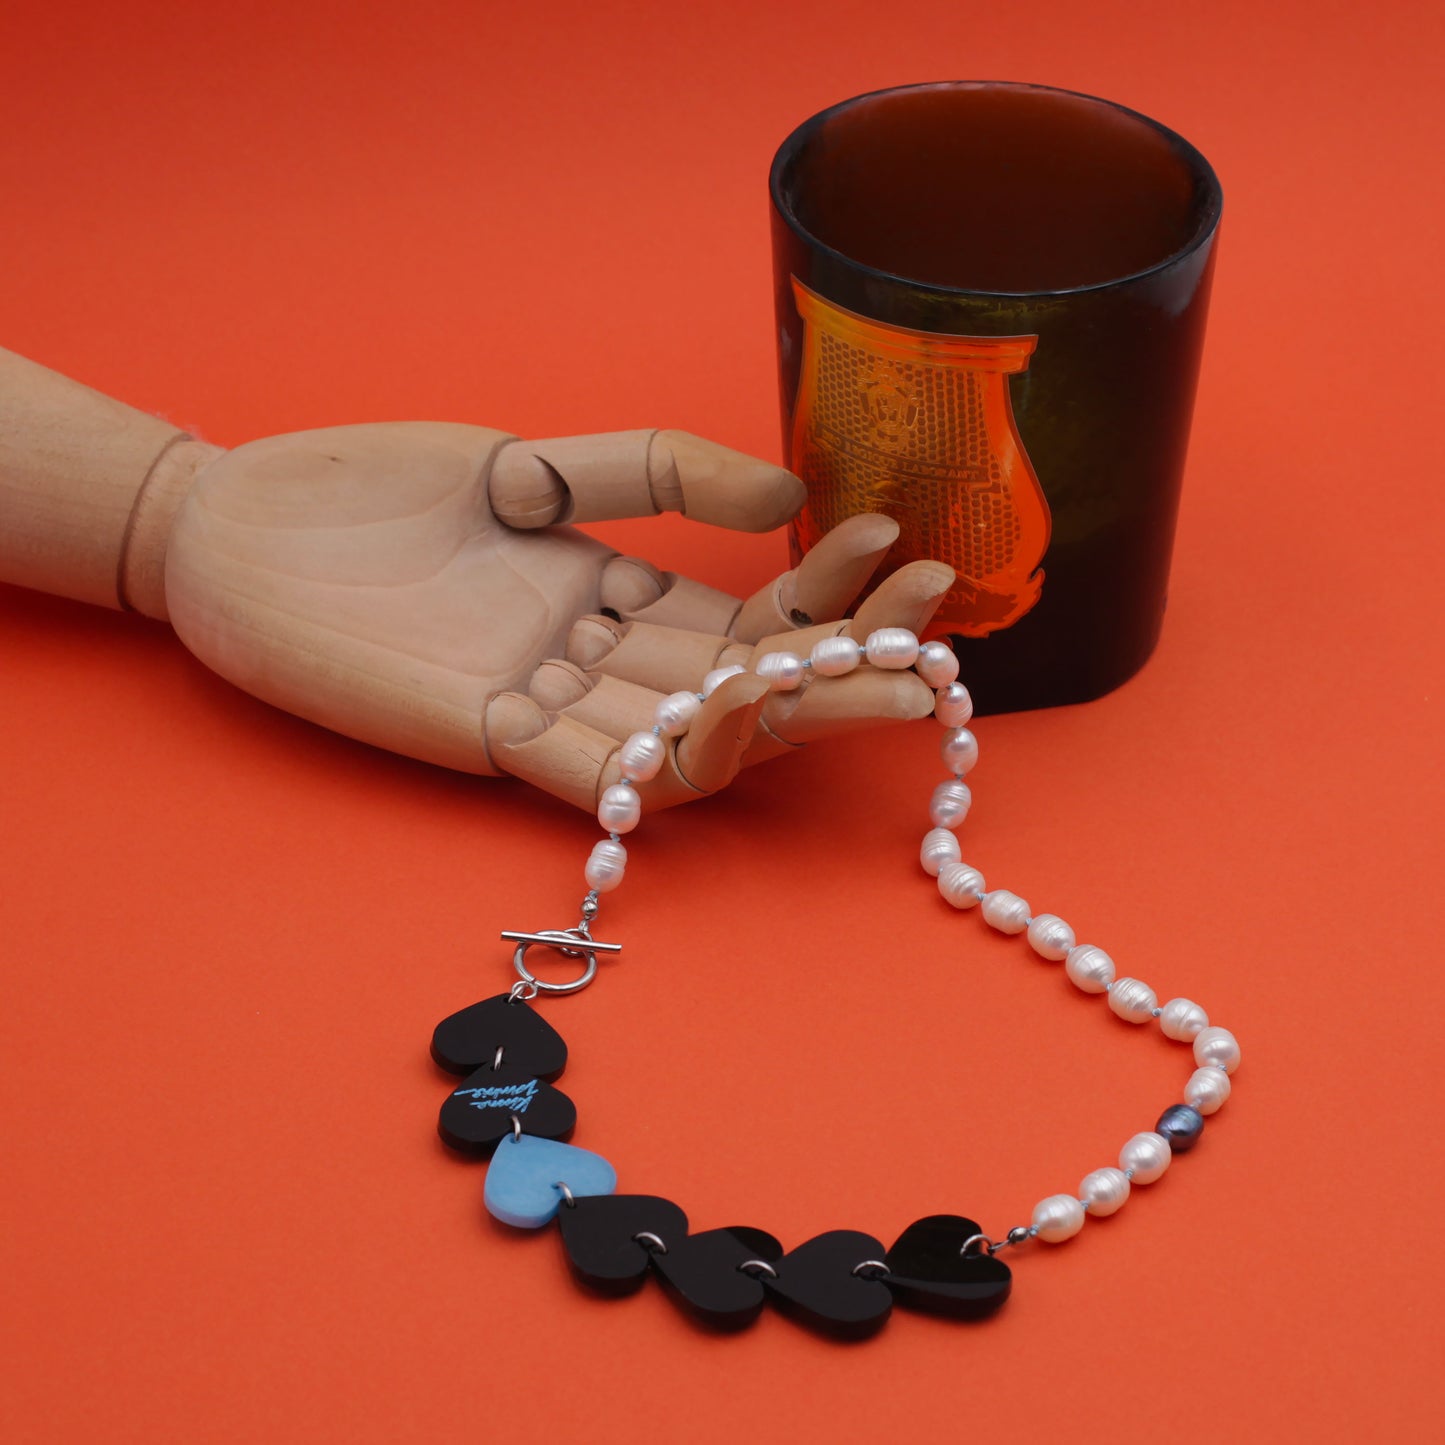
857, 357, 920, 451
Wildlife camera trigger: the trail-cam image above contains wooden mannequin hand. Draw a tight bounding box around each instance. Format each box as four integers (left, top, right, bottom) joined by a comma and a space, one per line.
0, 347, 954, 812
166, 421, 953, 811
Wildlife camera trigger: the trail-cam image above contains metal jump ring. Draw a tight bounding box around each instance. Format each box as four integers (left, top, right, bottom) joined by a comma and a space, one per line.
632, 1231, 669, 1255
511, 932, 599, 995
510, 1114, 523, 1142
852, 1260, 889, 1279
736, 1259, 778, 1279
960, 1233, 995, 1257
555, 1181, 576, 1208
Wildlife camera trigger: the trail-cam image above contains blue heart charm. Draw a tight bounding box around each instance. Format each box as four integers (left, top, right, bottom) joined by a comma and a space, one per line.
483, 1135, 617, 1228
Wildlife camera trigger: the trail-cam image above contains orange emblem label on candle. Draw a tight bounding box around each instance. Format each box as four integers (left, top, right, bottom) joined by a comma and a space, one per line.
788, 279, 1050, 638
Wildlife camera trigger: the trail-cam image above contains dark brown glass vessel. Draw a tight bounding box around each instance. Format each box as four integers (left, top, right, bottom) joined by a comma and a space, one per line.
770, 81, 1222, 713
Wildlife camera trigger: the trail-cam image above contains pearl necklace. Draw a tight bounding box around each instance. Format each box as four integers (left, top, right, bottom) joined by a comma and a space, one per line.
430, 629, 1241, 1337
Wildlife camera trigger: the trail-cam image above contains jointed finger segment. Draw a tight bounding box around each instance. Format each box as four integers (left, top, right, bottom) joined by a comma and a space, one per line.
675, 673, 771, 794
566, 614, 628, 669
846, 560, 956, 640
614, 572, 743, 636
580, 619, 737, 694
747, 618, 850, 664
489, 429, 802, 533
487, 663, 778, 813
597, 555, 668, 614
774, 667, 935, 743
729, 512, 901, 643
558, 673, 665, 742
527, 658, 592, 711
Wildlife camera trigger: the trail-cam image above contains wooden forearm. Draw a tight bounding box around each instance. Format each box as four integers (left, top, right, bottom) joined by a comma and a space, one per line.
0, 346, 222, 619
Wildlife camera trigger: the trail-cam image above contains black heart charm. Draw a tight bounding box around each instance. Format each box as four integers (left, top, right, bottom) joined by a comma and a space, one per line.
430, 994, 567, 1079
763, 1230, 893, 1340
883, 1214, 1012, 1320
437, 1059, 575, 1156
652, 1226, 784, 1331
557, 1195, 690, 1296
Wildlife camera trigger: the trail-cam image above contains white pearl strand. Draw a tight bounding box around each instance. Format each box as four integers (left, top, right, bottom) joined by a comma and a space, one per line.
583, 628, 1240, 1254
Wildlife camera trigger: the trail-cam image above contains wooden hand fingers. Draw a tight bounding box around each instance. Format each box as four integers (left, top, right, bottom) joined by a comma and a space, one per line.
745, 560, 956, 660
484, 545, 954, 811
580, 555, 953, 692
489, 430, 803, 533
595, 555, 745, 636
730, 512, 901, 641
482, 544, 954, 812
482, 667, 770, 813
739, 666, 935, 766
587, 512, 905, 641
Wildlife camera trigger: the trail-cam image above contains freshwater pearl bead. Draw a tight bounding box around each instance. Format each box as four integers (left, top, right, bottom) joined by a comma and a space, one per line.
937, 862, 986, 908
755, 651, 806, 690
940, 727, 979, 775
1080, 1167, 1130, 1216
596, 783, 641, 833
583, 840, 627, 892
702, 665, 746, 697
654, 691, 701, 736
1193, 1025, 1241, 1074
981, 890, 1031, 933
1159, 997, 1209, 1041
934, 682, 974, 728
1027, 914, 1075, 961
1108, 977, 1158, 1023
617, 731, 665, 782
809, 635, 862, 675
1156, 1104, 1205, 1153
864, 627, 920, 669
1032, 1194, 1085, 1243
915, 641, 960, 688
1119, 1131, 1171, 1183
929, 779, 972, 829
1185, 1066, 1232, 1115
1065, 944, 1116, 994
919, 828, 961, 877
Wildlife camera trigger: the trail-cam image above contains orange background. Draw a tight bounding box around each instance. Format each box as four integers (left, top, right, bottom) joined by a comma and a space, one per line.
2, 2, 1442, 1441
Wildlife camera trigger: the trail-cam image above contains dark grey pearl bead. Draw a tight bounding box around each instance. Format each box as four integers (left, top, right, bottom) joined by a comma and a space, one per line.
1156, 1104, 1205, 1152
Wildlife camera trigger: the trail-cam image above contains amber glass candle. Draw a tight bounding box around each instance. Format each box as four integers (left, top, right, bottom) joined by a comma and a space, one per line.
770, 81, 1222, 712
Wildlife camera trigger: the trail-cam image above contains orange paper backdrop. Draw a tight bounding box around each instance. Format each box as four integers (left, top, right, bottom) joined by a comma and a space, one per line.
2, 2, 1442, 1441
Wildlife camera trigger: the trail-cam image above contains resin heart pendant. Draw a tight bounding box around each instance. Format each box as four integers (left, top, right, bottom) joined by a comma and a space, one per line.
557, 1194, 689, 1295
764, 1230, 893, 1340
652, 1226, 785, 1331
438, 1060, 575, 1156
430, 993, 567, 1079
884, 1214, 1012, 1319
483, 1136, 617, 1229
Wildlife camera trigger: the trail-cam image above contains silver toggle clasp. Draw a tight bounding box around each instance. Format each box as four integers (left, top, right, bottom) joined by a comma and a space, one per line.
502, 926, 622, 996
